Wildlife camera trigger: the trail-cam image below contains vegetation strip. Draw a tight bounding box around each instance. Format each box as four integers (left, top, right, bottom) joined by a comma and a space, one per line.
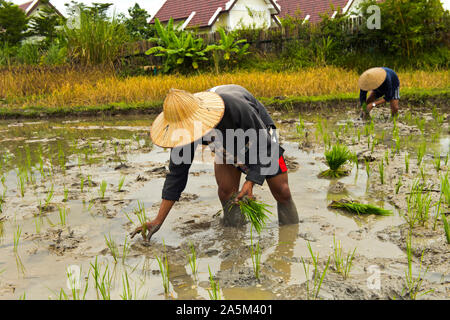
0, 89, 448, 120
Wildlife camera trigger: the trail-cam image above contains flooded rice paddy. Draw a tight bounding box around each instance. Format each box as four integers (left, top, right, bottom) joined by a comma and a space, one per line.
0, 104, 448, 300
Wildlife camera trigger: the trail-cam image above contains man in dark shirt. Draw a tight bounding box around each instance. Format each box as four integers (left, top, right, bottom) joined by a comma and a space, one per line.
359, 67, 400, 118
131, 85, 299, 241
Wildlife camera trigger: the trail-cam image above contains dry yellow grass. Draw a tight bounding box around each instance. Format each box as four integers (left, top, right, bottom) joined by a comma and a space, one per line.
0, 66, 448, 108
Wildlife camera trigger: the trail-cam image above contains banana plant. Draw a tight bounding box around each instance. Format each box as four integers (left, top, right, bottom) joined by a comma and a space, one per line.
209, 28, 250, 73
146, 18, 212, 73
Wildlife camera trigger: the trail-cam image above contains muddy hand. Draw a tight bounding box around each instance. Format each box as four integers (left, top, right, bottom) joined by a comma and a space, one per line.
234, 180, 255, 204
130, 222, 161, 242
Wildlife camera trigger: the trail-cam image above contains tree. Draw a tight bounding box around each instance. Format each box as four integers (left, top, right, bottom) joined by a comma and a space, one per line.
124, 3, 154, 40
0, 0, 29, 45
64, 1, 113, 20
29, 2, 65, 46
358, 0, 448, 58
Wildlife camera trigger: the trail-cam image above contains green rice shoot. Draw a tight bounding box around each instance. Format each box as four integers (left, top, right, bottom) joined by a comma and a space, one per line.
319, 144, 352, 178
329, 199, 393, 216
237, 197, 272, 234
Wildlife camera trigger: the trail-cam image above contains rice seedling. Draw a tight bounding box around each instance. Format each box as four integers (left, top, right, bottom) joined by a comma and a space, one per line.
34, 215, 43, 234
432, 193, 443, 230
444, 153, 449, 167
432, 152, 441, 172
133, 200, 148, 229
405, 153, 410, 173
403, 235, 432, 300
384, 150, 389, 165
365, 159, 370, 177
120, 270, 135, 300
118, 176, 125, 192
58, 206, 68, 226
329, 199, 393, 216
66, 267, 89, 300
13, 225, 21, 253
419, 166, 426, 182
301, 241, 330, 300
236, 197, 272, 234
332, 235, 356, 280
378, 160, 384, 185
186, 242, 198, 279
405, 180, 433, 227
63, 186, 69, 202
13, 225, 26, 276
104, 234, 119, 263
207, 266, 221, 300
296, 114, 306, 138
44, 184, 54, 209
155, 240, 170, 295
416, 142, 426, 166
250, 228, 262, 280
415, 118, 426, 134
441, 173, 450, 207
319, 144, 352, 178
98, 180, 107, 199
395, 178, 403, 194
90, 257, 112, 300
16, 172, 26, 197
357, 128, 361, 142
440, 210, 450, 244
122, 237, 130, 264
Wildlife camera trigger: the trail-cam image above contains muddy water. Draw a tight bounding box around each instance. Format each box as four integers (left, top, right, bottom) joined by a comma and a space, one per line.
0, 106, 448, 300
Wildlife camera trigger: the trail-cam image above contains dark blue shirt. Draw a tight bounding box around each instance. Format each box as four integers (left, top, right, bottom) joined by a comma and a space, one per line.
360, 67, 400, 105
161, 85, 283, 201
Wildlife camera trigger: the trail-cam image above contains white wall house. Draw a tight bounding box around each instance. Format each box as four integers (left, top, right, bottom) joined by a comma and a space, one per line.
152, 0, 280, 32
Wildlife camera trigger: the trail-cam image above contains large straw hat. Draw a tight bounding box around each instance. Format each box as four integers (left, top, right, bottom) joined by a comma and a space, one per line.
150, 89, 225, 148
358, 67, 387, 91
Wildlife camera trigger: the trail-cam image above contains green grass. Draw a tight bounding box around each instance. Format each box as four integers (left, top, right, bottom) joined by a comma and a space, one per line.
329, 199, 393, 216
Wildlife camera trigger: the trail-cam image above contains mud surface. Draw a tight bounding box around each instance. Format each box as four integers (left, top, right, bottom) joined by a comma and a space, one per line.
0, 105, 448, 300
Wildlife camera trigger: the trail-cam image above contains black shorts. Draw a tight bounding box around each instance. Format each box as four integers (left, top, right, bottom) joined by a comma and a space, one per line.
236, 155, 288, 180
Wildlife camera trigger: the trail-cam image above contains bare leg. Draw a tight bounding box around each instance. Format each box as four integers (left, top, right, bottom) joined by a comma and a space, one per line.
267, 172, 299, 225
214, 163, 246, 226
390, 99, 399, 116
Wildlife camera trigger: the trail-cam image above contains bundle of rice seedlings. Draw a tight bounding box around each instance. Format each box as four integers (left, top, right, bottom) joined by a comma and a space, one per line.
319, 144, 352, 178
329, 199, 393, 216
237, 197, 272, 234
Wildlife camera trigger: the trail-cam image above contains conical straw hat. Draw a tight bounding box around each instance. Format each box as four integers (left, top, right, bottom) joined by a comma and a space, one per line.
358, 67, 387, 91
151, 89, 225, 148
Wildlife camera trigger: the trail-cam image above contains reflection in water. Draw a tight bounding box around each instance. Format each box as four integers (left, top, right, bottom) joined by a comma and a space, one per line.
265, 224, 299, 283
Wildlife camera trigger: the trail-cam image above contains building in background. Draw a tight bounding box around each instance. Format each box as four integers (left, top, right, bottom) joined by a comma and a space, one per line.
151, 0, 281, 32
18, 0, 64, 18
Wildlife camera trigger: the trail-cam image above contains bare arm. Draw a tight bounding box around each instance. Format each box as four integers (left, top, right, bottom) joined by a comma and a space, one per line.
130, 199, 175, 241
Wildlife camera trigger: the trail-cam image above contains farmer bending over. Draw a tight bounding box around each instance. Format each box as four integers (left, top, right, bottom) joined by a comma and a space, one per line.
131, 85, 299, 241
359, 67, 400, 118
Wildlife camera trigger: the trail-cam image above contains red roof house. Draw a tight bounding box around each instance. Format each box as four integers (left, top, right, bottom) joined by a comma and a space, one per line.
277, 0, 358, 23
18, 0, 64, 18
152, 0, 281, 31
